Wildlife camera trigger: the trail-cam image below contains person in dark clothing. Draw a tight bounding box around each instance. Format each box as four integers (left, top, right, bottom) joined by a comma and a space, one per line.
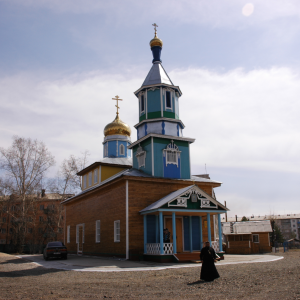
163, 228, 170, 243
200, 241, 220, 281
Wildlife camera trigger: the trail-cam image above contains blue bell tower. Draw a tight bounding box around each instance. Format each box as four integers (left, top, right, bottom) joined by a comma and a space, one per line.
128, 25, 195, 179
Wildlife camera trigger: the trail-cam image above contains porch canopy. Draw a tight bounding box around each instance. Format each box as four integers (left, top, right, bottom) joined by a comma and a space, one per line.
139, 184, 228, 255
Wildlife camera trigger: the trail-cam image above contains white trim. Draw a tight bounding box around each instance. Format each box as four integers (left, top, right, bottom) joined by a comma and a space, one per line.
164, 89, 173, 110
114, 220, 120, 242
163, 140, 181, 167
119, 144, 125, 156
134, 117, 185, 129
136, 144, 146, 168
128, 133, 195, 149
151, 137, 154, 176
160, 87, 163, 117
145, 89, 148, 119
140, 93, 145, 114
126, 180, 129, 259
189, 144, 191, 179
134, 83, 182, 97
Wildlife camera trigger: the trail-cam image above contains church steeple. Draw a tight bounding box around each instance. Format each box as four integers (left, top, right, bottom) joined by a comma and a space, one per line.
128, 26, 195, 179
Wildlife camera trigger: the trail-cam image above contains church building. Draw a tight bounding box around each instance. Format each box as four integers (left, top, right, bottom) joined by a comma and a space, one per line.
62, 26, 229, 262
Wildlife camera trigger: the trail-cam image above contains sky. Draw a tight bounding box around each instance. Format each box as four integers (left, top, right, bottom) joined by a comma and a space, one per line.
0, 0, 299, 218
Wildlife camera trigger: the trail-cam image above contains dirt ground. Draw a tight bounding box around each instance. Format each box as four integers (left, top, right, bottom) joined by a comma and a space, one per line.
0, 251, 299, 300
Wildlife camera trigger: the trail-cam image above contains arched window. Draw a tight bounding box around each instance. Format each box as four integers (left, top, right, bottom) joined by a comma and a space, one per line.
119, 144, 125, 156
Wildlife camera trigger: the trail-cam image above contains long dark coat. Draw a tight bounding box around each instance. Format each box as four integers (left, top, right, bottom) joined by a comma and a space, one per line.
200, 246, 220, 281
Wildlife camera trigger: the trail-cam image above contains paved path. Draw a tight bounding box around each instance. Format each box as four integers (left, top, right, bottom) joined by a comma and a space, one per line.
18, 253, 283, 272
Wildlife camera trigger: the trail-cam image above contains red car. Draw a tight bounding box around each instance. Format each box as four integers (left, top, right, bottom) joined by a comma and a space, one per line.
43, 241, 68, 260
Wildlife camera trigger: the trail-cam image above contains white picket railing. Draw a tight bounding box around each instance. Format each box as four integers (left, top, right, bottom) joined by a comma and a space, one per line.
146, 243, 173, 255
211, 240, 219, 252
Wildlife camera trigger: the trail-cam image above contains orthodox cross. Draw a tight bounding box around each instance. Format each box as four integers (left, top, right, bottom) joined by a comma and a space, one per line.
112, 95, 122, 116
152, 23, 158, 36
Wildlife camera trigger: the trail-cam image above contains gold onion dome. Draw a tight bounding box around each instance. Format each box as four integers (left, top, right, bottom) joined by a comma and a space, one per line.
150, 33, 163, 48
104, 114, 131, 137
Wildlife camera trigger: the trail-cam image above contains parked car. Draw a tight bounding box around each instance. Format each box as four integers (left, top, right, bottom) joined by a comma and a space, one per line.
43, 241, 68, 260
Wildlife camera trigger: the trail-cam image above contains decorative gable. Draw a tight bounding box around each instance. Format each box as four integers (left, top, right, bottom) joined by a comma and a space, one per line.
167, 187, 218, 209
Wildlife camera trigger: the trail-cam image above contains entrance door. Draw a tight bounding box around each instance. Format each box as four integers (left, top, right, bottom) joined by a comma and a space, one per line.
77, 225, 83, 255
166, 218, 183, 253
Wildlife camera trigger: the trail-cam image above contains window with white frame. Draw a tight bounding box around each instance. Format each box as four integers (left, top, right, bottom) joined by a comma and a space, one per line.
119, 144, 125, 156
94, 169, 98, 184
163, 140, 181, 167
89, 172, 92, 186
104, 143, 108, 157
114, 220, 120, 242
166, 90, 172, 109
140, 94, 145, 113
67, 225, 70, 243
252, 234, 259, 243
96, 220, 100, 243
135, 144, 146, 168
83, 175, 87, 189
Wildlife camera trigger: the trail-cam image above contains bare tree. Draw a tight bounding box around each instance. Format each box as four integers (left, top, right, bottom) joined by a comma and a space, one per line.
57, 151, 89, 195
0, 136, 55, 252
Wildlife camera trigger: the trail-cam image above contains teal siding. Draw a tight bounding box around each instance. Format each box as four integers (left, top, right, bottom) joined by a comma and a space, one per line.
147, 90, 161, 113
153, 139, 165, 177
152, 138, 190, 179
132, 139, 152, 175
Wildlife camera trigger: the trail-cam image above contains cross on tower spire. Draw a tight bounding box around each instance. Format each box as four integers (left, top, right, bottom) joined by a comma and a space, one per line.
152, 23, 158, 37
112, 95, 123, 116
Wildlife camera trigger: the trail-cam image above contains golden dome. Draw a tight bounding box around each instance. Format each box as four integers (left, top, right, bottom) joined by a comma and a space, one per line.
150, 33, 163, 48
104, 114, 131, 137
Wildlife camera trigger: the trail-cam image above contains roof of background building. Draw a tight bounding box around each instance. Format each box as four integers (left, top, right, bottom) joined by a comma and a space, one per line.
222, 220, 272, 234
222, 214, 300, 222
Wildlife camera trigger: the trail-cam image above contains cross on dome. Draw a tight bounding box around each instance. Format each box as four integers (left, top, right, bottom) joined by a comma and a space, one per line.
152, 23, 158, 36
112, 95, 123, 116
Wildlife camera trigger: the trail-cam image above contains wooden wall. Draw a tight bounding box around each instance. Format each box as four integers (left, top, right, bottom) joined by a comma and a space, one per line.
64, 176, 220, 258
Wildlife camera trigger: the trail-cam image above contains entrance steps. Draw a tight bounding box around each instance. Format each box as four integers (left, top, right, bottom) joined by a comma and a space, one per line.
173, 252, 201, 262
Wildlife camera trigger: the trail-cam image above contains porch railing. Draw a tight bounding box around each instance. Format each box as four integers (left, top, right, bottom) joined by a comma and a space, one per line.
211, 241, 219, 252
146, 243, 173, 255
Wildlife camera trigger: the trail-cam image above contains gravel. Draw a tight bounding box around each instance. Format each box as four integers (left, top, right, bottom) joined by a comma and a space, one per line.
0, 250, 299, 299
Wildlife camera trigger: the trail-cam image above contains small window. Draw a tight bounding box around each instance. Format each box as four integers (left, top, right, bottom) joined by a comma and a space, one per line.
89, 172, 92, 186
166, 91, 171, 109
2, 217, 6, 223
9, 228, 13, 234
166, 150, 177, 164
11, 206, 15, 211
67, 225, 70, 243
40, 205, 44, 210
83, 175, 87, 189
96, 220, 100, 243
28, 228, 32, 233
94, 169, 98, 184
1, 228, 6, 234
136, 144, 146, 168
39, 216, 43, 222
252, 234, 259, 243
114, 220, 120, 242
3, 206, 7, 212
104, 143, 108, 157
38, 228, 43, 234
119, 144, 125, 156
141, 95, 145, 113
